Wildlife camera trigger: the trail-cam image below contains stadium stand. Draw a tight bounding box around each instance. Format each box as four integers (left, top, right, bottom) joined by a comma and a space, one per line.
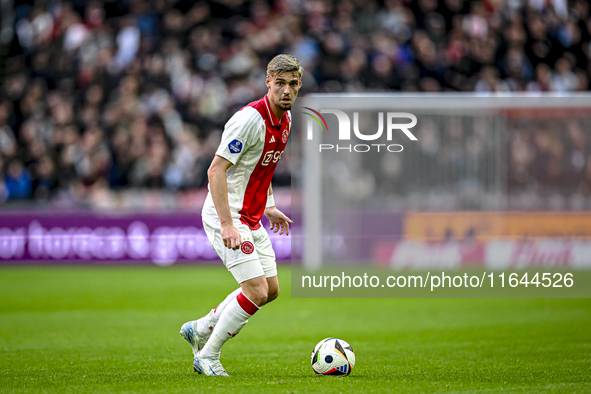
0, 0, 590, 205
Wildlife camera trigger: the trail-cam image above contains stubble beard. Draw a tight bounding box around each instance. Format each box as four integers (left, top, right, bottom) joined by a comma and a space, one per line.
279, 94, 294, 110
279, 102, 292, 110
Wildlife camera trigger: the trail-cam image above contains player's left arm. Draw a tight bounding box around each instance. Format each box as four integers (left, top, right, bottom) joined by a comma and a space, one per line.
264, 184, 293, 236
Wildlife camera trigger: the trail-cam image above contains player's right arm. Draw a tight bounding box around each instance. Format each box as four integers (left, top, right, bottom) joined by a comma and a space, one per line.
207, 155, 242, 250
208, 107, 260, 249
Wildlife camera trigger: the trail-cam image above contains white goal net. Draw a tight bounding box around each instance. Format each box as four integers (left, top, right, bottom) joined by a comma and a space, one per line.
293, 93, 591, 270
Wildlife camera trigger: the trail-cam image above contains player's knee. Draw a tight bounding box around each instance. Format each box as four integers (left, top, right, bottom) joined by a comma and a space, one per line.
244, 280, 268, 306
249, 288, 268, 306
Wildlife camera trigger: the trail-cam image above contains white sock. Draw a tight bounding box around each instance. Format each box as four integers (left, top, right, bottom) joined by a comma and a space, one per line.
199, 292, 259, 358
197, 288, 242, 336
211, 288, 243, 324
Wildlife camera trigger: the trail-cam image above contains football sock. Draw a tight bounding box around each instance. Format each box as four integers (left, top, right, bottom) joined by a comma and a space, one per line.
199, 292, 259, 358
197, 287, 241, 336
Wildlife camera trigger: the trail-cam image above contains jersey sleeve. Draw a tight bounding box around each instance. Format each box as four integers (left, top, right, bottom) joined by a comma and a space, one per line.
216, 107, 262, 165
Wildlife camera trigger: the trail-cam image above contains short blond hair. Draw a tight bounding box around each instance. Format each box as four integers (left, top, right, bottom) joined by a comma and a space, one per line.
267, 54, 304, 79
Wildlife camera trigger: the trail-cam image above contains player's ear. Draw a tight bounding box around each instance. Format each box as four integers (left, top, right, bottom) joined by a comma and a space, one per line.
266, 75, 271, 89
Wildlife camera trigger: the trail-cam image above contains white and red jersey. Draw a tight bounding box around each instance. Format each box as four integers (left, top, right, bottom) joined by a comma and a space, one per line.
202, 95, 291, 230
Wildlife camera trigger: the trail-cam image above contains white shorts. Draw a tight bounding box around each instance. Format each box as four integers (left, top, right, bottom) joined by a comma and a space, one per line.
203, 221, 277, 283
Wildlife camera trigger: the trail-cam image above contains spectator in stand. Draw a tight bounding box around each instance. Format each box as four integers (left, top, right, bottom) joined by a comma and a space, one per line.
4, 159, 32, 199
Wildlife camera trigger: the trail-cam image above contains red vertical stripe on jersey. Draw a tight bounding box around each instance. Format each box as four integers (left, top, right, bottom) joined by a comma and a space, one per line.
238, 96, 290, 229
236, 292, 259, 315
238, 134, 275, 229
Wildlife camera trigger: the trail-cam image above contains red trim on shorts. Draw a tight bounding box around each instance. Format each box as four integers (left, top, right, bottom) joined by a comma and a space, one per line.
236, 292, 259, 316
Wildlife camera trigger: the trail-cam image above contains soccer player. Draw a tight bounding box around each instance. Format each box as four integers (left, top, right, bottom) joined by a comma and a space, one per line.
180, 54, 303, 376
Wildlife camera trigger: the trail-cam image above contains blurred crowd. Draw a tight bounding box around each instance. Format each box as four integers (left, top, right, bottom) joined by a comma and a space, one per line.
0, 0, 590, 203
325, 112, 591, 212
508, 115, 591, 209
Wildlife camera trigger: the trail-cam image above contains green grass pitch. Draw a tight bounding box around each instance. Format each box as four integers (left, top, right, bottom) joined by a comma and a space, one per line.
0, 265, 589, 393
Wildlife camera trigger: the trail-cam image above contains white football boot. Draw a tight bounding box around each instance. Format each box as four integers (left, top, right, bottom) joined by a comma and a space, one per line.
193, 351, 229, 376
179, 315, 213, 355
